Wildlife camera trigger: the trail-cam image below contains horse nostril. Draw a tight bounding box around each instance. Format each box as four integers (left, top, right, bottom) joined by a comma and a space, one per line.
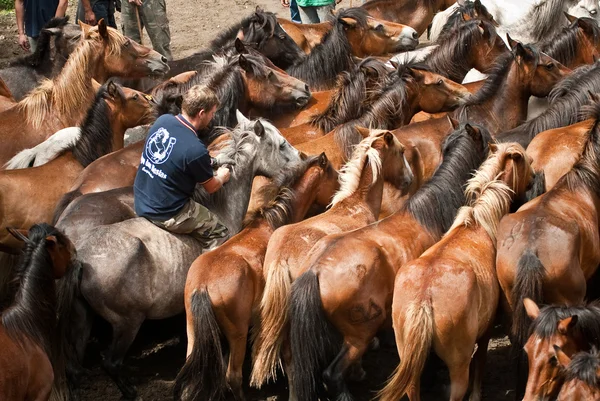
304, 84, 309, 92
161, 56, 168, 64
412, 31, 418, 40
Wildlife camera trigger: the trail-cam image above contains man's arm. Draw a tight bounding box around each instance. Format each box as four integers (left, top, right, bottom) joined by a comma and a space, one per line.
55, 0, 68, 17
80, 0, 97, 25
202, 167, 231, 194
15, 0, 29, 51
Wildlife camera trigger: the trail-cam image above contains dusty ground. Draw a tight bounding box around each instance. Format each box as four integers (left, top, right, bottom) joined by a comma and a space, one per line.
0, 0, 515, 400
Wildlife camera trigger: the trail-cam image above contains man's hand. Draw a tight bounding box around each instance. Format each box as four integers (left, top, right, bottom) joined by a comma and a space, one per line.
216, 166, 231, 184
84, 9, 97, 25
281, 0, 290, 7
18, 34, 30, 52
129, 0, 143, 6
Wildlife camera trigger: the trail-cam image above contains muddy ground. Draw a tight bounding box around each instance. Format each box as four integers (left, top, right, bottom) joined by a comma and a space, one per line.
0, 0, 517, 399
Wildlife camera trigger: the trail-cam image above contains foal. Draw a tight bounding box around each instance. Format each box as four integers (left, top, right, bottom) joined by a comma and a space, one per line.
555, 347, 600, 401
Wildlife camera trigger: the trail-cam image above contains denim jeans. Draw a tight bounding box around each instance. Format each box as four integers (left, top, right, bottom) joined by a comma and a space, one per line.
290, 0, 302, 23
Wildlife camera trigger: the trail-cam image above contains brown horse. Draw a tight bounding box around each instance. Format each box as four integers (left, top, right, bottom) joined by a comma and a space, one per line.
519, 300, 600, 401
250, 129, 413, 390
173, 153, 338, 401
0, 77, 15, 113
378, 142, 532, 401
542, 15, 600, 69
555, 347, 600, 401
496, 99, 600, 400
282, 64, 472, 146
362, 0, 455, 36
0, 224, 75, 401
0, 19, 167, 168
0, 82, 154, 249
281, 123, 494, 401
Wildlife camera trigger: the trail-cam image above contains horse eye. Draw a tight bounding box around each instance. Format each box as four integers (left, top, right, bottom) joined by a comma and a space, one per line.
546, 63, 555, 70
374, 24, 384, 32
133, 94, 138, 100
280, 141, 287, 150
592, 9, 598, 15
437, 79, 443, 85
124, 40, 131, 47
549, 355, 558, 366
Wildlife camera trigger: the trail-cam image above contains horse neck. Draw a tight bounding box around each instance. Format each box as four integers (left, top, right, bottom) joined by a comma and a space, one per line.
106, 104, 128, 151
289, 170, 324, 223
72, 99, 117, 167
406, 81, 424, 123
338, 159, 385, 220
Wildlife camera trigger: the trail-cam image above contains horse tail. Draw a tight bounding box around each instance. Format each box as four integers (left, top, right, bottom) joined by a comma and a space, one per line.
512, 250, 545, 346
377, 301, 434, 401
173, 289, 226, 401
52, 190, 83, 225
4, 127, 81, 170
289, 270, 340, 401
250, 259, 292, 388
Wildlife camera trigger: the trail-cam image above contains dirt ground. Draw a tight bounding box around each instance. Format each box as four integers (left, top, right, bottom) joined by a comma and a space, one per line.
0, 0, 516, 400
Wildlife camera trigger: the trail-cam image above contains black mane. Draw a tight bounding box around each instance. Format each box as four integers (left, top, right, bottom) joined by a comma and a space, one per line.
564, 348, 600, 389
530, 302, 600, 346
541, 17, 600, 67
436, 0, 496, 41
404, 122, 491, 237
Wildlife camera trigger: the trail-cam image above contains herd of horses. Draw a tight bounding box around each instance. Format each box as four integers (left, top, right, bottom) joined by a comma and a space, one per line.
3, 0, 600, 400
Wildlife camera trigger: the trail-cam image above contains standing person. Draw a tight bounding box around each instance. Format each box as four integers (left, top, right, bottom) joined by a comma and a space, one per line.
77, 0, 117, 28
121, 0, 172, 60
296, 0, 341, 23
282, 0, 302, 23
134, 85, 231, 250
15, 0, 68, 53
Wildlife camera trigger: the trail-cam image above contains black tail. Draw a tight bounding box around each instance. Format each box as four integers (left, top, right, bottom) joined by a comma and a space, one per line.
52, 190, 82, 225
511, 250, 545, 346
289, 271, 340, 401
173, 290, 226, 401
525, 171, 546, 202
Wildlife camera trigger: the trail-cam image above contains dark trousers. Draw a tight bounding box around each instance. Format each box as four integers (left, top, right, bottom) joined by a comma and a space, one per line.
290, 0, 302, 23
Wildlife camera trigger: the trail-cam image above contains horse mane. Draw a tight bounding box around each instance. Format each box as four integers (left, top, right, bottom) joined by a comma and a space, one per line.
362, 0, 439, 10
522, 0, 570, 43
333, 60, 422, 159
286, 8, 369, 90
436, 0, 495, 42
1, 224, 67, 357
309, 57, 390, 133
541, 17, 600, 67
209, 13, 257, 51
18, 24, 126, 129
330, 130, 385, 206
70, 83, 118, 167
449, 143, 528, 242
405, 123, 491, 237
530, 301, 600, 345
425, 19, 499, 82
564, 97, 600, 196
564, 348, 600, 388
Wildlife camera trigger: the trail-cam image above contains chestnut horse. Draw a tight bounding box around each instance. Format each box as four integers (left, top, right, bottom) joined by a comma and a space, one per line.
173, 153, 338, 401
519, 300, 600, 401
0, 19, 167, 168
379, 143, 533, 401
282, 123, 493, 400
250, 129, 413, 391
541, 15, 600, 69
0, 82, 154, 249
0, 224, 74, 401
555, 347, 600, 401
428, 0, 498, 42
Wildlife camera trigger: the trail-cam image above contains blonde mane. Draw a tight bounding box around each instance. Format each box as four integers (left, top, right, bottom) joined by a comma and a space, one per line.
330, 130, 385, 206
448, 142, 528, 243
18, 25, 126, 129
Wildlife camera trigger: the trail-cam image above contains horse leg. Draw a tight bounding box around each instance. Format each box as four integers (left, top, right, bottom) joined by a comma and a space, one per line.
323, 339, 370, 401
282, 339, 299, 401
469, 332, 491, 401
225, 331, 248, 401
67, 297, 94, 401
102, 315, 145, 400
447, 358, 471, 401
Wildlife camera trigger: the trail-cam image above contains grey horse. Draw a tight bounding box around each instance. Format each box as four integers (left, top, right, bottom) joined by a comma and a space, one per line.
56, 111, 300, 400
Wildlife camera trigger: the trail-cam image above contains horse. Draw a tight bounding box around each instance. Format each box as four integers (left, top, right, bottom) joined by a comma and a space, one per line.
428, 0, 498, 42
250, 129, 413, 390
378, 142, 533, 401
281, 123, 493, 400
495, 97, 600, 400
361, 0, 455, 36
284, 8, 418, 91
0, 17, 81, 101
0, 77, 16, 112
0, 19, 168, 168
0, 224, 75, 401
541, 15, 600, 69
555, 347, 600, 401
173, 153, 339, 401
519, 300, 600, 400
0, 81, 154, 250
55, 115, 301, 400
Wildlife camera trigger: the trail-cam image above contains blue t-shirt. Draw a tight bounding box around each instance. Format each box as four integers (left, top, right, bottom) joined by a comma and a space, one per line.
24, 0, 59, 38
134, 114, 214, 221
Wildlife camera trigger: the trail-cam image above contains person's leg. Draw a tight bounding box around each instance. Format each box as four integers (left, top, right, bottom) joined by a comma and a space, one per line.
298, 6, 320, 24
290, 0, 302, 23
140, 0, 173, 60
315, 3, 335, 23
92, 0, 116, 28
107, 0, 117, 29
121, 0, 142, 43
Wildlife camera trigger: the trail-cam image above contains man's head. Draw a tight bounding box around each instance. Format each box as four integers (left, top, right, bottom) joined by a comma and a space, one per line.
181, 85, 220, 130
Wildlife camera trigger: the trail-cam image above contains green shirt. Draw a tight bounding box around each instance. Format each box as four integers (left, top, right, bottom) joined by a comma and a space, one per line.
296, 0, 335, 7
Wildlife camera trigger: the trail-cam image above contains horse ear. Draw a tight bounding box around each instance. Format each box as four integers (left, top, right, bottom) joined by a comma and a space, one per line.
97, 18, 109, 40
577, 17, 596, 35
523, 298, 541, 321
509, 150, 523, 161
464, 124, 481, 142
553, 345, 572, 368
558, 315, 578, 335
238, 54, 252, 74
408, 68, 424, 82
78, 20, 92, 37
488, 142, 498, 153
477, 20, 489, 38
6, 227, 29, 243
446, 115, 459, 130
506, 33, 518, 50
45, 235, 58, 249
588, 90, 600, 104
356, 126, 371, 139
236, 109, 250, 125
234, 38, 247, 54
383, 132, 394, 146
318, 152, 328, 168
253, 120, 264, 137
564, 12, 578, 24
236, 29, 245, 41
514, 42, 531, 63
106, 80, 119, 100
43, 27, 63, 35
389, 59, 400, 70
474, 0, 482, 7
339, 17, 358, 28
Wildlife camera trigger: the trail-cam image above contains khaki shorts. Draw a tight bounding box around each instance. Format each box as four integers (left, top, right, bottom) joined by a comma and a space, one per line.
151, 199, 229, 250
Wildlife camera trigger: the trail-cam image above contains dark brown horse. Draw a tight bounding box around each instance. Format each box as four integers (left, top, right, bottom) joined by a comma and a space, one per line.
174, 154, 338, 401
555, 346, 600, 400
0, 224, 75, 401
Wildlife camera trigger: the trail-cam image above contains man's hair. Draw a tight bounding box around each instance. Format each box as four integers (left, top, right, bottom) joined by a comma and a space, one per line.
181, 85, 220, 116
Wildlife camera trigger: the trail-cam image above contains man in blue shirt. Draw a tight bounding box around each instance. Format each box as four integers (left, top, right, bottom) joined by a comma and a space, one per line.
134, 85, 231, 249
15, 0, 68, 53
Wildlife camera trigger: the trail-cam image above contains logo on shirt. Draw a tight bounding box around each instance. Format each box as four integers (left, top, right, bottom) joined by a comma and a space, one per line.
145, 127, 177, 165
